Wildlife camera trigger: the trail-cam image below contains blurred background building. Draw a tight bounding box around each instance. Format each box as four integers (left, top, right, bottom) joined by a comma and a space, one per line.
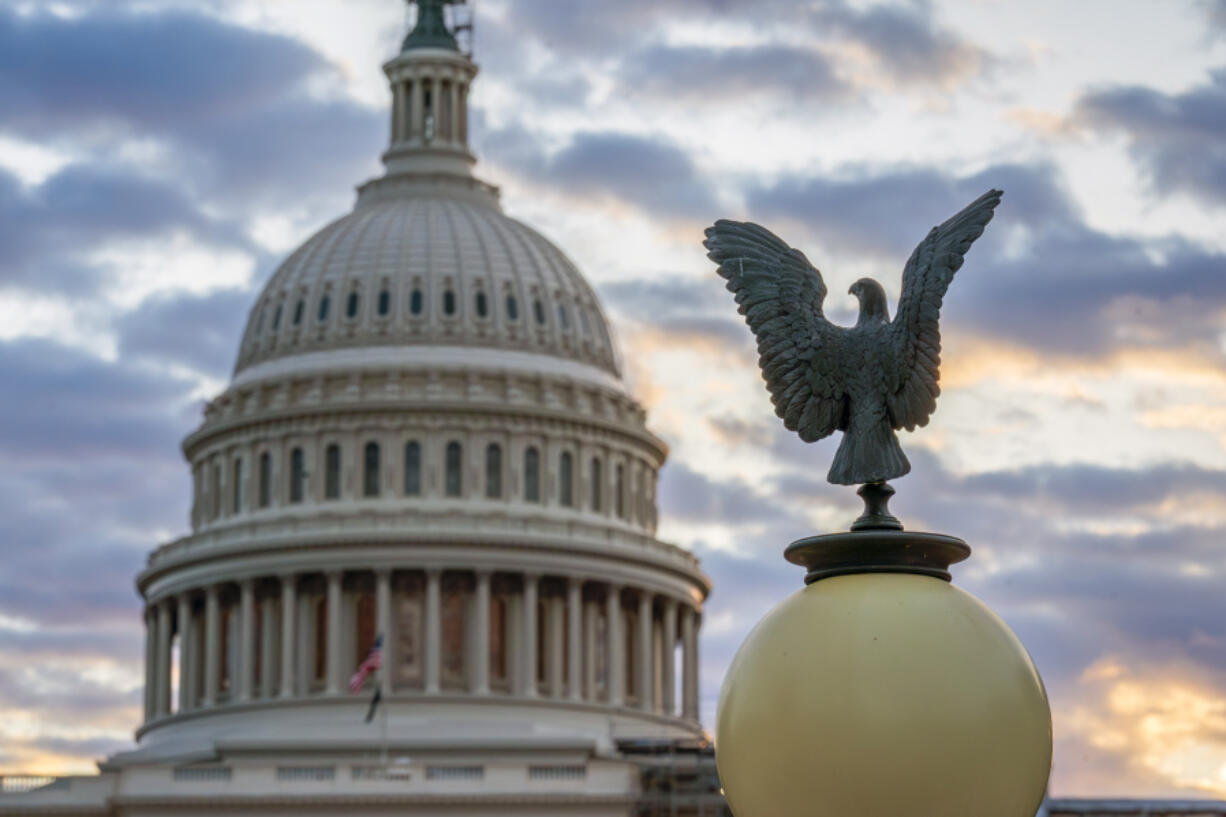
0, 2, 719, 814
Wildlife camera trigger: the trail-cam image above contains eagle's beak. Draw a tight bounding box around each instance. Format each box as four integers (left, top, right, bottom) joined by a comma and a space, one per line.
848, 284, 856, 296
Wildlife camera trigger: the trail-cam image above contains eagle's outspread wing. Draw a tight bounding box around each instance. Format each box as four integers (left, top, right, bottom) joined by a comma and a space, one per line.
887, 189, 1002, 431
704, 220, 847, 443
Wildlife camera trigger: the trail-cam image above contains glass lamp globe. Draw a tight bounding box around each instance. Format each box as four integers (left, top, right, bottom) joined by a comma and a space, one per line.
716, 572, 1051, 817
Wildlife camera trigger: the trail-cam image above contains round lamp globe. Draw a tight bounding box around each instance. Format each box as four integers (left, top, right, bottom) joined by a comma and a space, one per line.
716, 573, 1051, 817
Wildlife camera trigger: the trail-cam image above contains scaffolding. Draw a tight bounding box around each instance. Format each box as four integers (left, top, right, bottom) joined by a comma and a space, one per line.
620, 738, 733, 817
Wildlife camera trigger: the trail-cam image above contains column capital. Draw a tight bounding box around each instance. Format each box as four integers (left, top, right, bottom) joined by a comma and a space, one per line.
374, 567, 392, 580
425, 566, 443, 578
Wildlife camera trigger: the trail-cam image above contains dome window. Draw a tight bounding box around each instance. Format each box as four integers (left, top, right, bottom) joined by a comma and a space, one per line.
404, 441, 421, 496
364, 442, 380, 497
318, 295, 330, 323
410, 289, 424, 316
533, 299, 546, 326
258, 452, 272, 509
559, 452, 574, 507
475, 292, 489, 318
293, 300, 304, 326
443, 289, 457, 316
324, 444, 341, 499
272, 304, 283, 331
346, 292, 359, 319
378, 290, 390, 316
445, 442, 463, 497
616, 463, 626, 519
523, 447, 540, 503
590, 458, 603, 513
506, 295, 519, 322
485, 444, 502, 499
289, 448, 305, 504
557, 304, 569, 330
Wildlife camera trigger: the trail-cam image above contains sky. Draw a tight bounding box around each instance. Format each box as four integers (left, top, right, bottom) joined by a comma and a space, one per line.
1, 0, 1225, 798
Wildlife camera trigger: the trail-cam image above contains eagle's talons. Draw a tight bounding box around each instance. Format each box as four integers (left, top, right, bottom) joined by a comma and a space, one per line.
851, 482, 903, 532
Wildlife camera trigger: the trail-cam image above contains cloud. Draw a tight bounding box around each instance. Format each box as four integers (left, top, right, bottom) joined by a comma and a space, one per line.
1076, 68, 1226, 207
811, 0, 993, 89
619, 43, 848, 104
0, 5, 383, 211
492, 128, 719, 220
116, 288, 253, 379
0, 165, 251, 297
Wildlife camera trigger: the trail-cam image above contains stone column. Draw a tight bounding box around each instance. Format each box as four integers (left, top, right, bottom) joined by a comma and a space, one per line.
410, 75, 423, 142
376, 569, 392, 697
239, 579, 255, 702
260, 595, 276, 699
682, 605, 699, 721
143, 610, 155, 720
566, 578, 582, 702
637, 592, 653, 712
425, 569, 441, 694
548, 595, 564, 698
155, 601, 172, 717
606, 584, 623, 706
661, 598, 678, 716
583, 599, 597, 701
472, 571, 491, 695
177, 595, 192, 712
520, 573, 538, 698
279, 576, 296, 698
449, 80, 460, 145
326, 571, 343, 695
203, 585, 220, 707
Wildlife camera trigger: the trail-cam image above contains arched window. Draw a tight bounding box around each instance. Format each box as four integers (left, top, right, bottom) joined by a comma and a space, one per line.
475, 291, 489, 318
318, 295, 330, 322
346, 292, 359, 319
485, 443, 502, 499
232, 457, 243, 514
446, 439, 463, 495
534, 299, 546, 325
293, 300, 304, 326
558, 304, 569, 330
272, 304, 283, 331
523, 447, 540, 503
258, 452, 271, 508
506, 295, 519, 322
590, 458, 603, 513
325, 444, 341, 500
410, 289, 424, 315
289, 448, 305, 504
378, 290, 390, 316
364, 441, 380, 497
559, 452, 573, 507
445, 442, 463, 497
615, 463, 625, 519
404, 441, 422, 496
210, 462, 221, 520
443, 289, 457, 316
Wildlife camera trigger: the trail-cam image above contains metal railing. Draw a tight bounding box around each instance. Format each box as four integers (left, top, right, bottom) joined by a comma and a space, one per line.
0, 776, 70, 794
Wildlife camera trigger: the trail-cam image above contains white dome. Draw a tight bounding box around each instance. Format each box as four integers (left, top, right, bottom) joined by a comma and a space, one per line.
234, 179, 621, 379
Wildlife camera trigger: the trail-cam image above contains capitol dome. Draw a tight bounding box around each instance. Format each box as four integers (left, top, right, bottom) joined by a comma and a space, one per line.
233, 181, 622, 380
105, 2, 711, 809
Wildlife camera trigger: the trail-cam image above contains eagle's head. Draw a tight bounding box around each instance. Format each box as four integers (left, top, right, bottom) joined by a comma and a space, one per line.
849, 278, 890, 326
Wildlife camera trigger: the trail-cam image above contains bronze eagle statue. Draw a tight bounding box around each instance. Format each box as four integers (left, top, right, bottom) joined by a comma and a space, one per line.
703, 189, 1002, 486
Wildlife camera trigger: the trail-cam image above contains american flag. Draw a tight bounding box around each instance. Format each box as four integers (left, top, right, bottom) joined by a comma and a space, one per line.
349, 634, 383, 693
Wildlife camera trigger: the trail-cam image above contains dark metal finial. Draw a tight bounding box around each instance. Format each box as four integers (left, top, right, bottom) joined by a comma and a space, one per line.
403, 0, 460, 52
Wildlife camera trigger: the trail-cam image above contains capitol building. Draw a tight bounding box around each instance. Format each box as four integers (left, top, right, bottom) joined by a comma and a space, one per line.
0, 3, 714, 815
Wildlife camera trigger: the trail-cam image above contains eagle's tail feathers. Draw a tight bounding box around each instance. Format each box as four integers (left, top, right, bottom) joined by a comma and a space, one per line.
828, 420, 911, 486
